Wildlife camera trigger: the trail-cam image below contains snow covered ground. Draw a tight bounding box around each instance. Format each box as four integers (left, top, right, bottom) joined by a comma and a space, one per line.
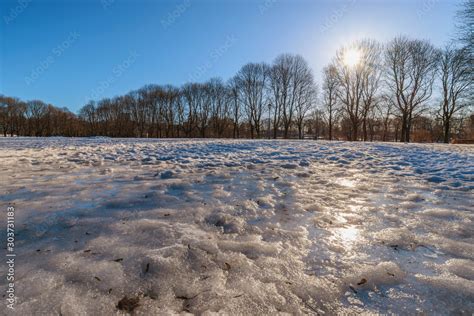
1, 138, 473, 315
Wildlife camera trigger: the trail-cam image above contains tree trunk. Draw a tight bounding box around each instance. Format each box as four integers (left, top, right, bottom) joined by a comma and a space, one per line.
362, 118, 368, 141
351, 119, 358, 141
328, 114, 333, 141
283, 125, 289, 139
405, 113, 412, 143
400, 113, 408, 142
444, 119, 450, 143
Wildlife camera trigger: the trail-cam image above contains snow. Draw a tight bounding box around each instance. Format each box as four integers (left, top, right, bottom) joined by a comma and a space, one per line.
0, 137, 473, 314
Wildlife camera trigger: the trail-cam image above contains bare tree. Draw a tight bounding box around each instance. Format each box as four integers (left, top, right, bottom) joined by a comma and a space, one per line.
378, 95, 394, 142
321, 65, 339, 140
0, 97, 11, 137
113, 95, 134, 137
9, 100, 27, 136
137, 85, 163, 138
26, 100, 48, 136
269, 55, 292, 138
198, 83, 212, 138
385, 37, 439, 142
456, 0, 474, 57
128, 89, 150, 137
181, 83, 200, 137
0, 96, 24, 137
268, 54, 315, 139
361, 40, 383, 141
97, 98, 115, 136
79, 101, 97, 136
235, 63, 269, 139
310, 108, 325, 140
208, 78, 230, 137
438, 46, 472, 143
175, 91, 186, 138
228, 78, 242, 138
162, 85, 179, 137
332, 39, 382, 141
290, 55, 316, 139
294, 64, 317, 139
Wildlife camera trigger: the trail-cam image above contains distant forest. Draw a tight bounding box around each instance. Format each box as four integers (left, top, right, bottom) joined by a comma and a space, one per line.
1, 1, 472, 143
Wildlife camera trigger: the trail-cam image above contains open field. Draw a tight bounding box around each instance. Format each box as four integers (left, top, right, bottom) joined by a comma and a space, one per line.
1, 138, 473, 314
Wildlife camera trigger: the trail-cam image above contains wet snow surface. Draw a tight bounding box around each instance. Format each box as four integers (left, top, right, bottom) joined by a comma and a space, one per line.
1, 138, 473, 315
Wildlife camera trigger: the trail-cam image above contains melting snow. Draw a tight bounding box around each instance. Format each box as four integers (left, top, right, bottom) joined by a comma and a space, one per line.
0, 138, 473, 314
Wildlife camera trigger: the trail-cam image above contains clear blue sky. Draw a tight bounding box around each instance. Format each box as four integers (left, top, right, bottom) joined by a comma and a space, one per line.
0, 0, 461, 112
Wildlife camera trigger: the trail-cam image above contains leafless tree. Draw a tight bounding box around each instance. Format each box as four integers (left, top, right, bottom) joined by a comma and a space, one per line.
321, 65, 339, 140
162, 85, 179, 137
269, 55, 292, 138
310, 108, 325, 140
438, 46, 472, 142
26, 100, 48, 136
181, 83, 200, 137
294, 66, 317, 139
175, 91, 186, 138
137, 85, 163, 138
456, 0, 474, 57
198, 83, 212, 138
378, 95, 394, 142
207, 78, 230, 137
332, 39, 382, 141
268, 54, 315, 139
0, 96, 26, 137
385, 37, 439, 142
235, 63, 269, 139
291, 55, 316, 139
228, 78, 242, 138
79, 101, 97, 136
360, 40, 383, 141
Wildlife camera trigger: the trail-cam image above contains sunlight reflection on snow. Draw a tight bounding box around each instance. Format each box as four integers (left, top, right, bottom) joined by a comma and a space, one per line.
337, 178, 356, 188
335, 226, 359, 245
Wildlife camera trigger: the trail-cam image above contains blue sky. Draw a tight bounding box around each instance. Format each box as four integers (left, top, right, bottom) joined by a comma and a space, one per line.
0, 0, 462, 112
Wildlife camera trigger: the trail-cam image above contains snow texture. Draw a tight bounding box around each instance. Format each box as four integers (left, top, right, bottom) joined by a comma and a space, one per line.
0, 138, 473, 314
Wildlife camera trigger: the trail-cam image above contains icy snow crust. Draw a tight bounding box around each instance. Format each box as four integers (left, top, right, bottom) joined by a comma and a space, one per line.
0, 138, 473, 315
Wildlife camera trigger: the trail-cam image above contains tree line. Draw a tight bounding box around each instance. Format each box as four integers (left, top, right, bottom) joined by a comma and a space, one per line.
1, 3, 472, 143
321, 37, 472, 143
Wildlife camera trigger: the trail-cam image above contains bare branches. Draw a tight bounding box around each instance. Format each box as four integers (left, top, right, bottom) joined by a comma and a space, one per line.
1, 34, 473, 142
438, 45, 473, 142
269, 54, 317, 139
456, 0, 474, 56
332, 39, 382, 141
322, 65, 339, 140
384, 37, 439, 142
234, 62, 270, 139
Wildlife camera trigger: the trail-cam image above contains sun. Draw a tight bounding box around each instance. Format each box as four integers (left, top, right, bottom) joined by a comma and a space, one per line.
343, 48, 362, 67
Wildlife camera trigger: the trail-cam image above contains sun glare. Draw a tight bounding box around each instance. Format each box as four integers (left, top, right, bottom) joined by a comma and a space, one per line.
335, 226, 359, 247
343, 48, 362, 67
